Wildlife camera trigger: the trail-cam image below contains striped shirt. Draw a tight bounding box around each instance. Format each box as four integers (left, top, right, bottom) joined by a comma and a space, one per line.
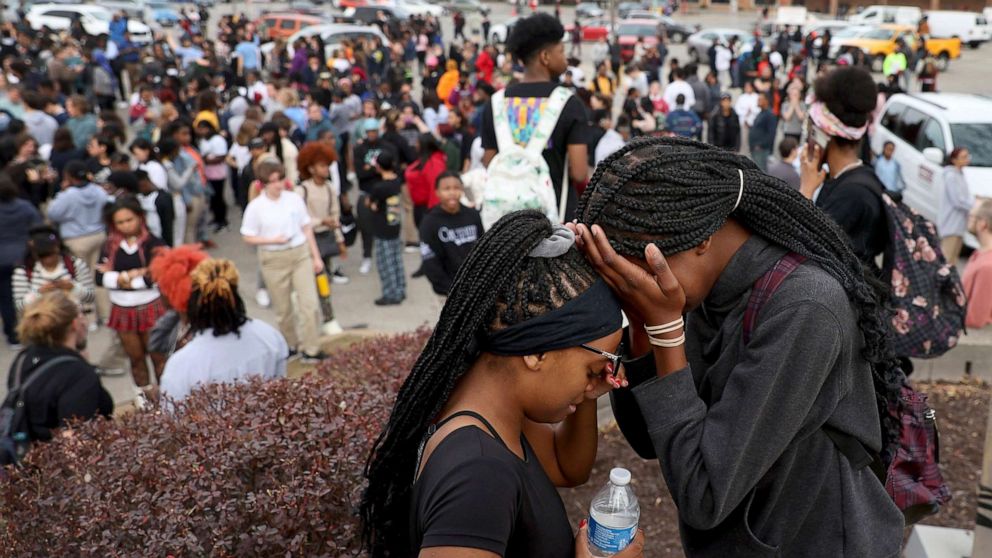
12, 256, 95, 312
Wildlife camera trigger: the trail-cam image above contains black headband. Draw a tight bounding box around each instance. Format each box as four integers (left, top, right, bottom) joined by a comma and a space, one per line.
483, 279, 623, 356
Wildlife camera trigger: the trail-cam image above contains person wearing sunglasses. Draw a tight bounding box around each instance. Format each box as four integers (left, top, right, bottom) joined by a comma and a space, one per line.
362, 211, 646, 558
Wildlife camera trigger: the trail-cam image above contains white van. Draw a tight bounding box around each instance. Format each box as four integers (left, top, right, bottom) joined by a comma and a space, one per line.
925, 10, 991, 47
849, 5, 922, 26
871, 93, 992, 248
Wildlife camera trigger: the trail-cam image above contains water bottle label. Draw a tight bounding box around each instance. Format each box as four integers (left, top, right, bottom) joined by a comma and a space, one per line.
588, 516, 636, 554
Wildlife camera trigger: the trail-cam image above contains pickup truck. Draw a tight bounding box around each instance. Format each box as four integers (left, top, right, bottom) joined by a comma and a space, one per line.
833, 24, 961, 71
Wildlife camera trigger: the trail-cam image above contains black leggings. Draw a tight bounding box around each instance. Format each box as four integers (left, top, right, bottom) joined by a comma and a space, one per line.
209, 178, 228, 228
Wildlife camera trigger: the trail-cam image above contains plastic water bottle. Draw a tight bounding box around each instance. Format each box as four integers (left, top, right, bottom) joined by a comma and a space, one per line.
587, 467, 640, 557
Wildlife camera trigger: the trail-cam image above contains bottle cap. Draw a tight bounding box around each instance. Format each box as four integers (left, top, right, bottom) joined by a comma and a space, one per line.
610, 467, 631, 486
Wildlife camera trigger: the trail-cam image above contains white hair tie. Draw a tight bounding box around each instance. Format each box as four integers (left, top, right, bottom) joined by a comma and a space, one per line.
732, 169, 744, 212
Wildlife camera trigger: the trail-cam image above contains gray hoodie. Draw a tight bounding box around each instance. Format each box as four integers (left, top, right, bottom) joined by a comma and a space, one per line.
46, 183, 110, 239
614, 236, 904, 557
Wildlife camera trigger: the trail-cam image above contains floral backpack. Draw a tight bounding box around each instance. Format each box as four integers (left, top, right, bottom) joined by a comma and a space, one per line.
482, 87, 571, 230
880, 193, 967, 358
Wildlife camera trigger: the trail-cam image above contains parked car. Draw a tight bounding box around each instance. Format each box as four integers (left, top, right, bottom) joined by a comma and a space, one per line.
26, 4, 152, 42
686, 27, 749, 64
255, 13, 325, 41
656, 16, 695, 42
259, 23, 389, 59
148, 5, 181, 26
617, 19, 661, 62
489, 16, 520, 44
829, 24, 961, 71
565, 19, 612, 42
335, 0, 391, 8
871, 93, 992, 247
437, 0, 488, 15
287, 1, 326, 16
924, 10, 992, 48
345, 4, 412, 23
576, 2, 604, 19
399, 0, 444, 18
617, 1, 650, 19
849, 4, 922, 26
805, 19, 854, 50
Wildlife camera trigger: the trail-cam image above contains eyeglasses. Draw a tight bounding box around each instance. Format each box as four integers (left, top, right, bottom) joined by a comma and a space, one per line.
579, 343, 624, 377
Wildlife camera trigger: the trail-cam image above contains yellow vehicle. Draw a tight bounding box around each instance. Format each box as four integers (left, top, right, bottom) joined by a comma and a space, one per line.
834, 24, 961, 71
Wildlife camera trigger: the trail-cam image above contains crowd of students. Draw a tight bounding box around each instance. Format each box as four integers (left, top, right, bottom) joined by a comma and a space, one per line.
0, 2, 986, 555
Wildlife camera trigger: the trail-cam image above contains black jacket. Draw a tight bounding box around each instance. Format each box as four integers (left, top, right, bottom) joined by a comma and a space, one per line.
708, 110, 741, 152
7, 346, 113, 442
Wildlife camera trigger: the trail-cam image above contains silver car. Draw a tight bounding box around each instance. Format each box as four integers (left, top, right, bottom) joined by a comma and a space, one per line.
687, 27, 750, 64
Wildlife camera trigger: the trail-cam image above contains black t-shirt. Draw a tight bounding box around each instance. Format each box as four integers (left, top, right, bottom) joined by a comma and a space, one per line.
370, 177, 404, 239
481, 81, 591, 221
418, 205, 483, 295
815, 165, 888, 269
411, 426, 574, 557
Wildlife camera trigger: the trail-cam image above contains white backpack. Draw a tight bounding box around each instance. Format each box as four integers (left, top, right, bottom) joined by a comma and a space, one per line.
482, 86, 572, 230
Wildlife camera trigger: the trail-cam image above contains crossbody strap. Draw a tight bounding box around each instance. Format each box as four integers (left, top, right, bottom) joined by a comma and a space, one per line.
524, 86, 573, 158
491, 89, 513, 152
742, 252, 807, 344
12, 356, 78, 398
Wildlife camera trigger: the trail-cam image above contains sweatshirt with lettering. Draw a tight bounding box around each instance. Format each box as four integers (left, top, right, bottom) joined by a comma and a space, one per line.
418, 205, 483, 295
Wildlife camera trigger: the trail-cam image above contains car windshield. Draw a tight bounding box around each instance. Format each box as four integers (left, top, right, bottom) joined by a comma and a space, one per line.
619, 24, 655, 36
950, 124, 992, 167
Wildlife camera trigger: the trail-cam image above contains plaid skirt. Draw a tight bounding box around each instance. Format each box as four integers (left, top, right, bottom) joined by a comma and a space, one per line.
108, 298, 167, 333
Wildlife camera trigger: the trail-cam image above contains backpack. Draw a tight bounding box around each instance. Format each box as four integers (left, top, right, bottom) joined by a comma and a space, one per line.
23, 254, 76, 283
482, 86, 571, 230
0, 354, 77, 466
879, 193, 967, 358
744, 253, 951, 525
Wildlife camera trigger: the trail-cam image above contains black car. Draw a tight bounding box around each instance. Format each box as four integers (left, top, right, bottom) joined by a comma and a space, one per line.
617, 1, 650, 19
658, 16, 695, 43
347, 4, 412, 24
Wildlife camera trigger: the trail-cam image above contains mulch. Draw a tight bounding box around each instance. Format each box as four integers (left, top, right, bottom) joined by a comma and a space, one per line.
559, 380, 992, 556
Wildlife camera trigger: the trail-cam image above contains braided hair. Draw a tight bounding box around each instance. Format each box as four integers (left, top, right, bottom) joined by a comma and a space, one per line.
361, 210, 599, 557
577, 136, 902, 453
187, 259, 247, 337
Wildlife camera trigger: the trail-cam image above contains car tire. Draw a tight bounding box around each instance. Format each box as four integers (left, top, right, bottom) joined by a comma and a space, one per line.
670, 31, 684, 43
969, 40, 980, 49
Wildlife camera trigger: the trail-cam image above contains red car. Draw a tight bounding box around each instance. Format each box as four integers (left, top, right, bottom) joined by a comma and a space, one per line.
565, 19, 612, 42
617, 19, 661, 61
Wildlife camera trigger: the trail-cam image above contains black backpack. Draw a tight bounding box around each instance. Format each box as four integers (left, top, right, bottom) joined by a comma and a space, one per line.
0, 354, 76, 466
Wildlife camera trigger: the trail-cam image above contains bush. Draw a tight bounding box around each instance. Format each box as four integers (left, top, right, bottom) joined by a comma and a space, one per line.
0, 329, 431, 557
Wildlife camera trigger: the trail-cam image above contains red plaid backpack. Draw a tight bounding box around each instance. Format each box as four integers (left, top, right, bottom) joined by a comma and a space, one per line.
744, 253, 951, 524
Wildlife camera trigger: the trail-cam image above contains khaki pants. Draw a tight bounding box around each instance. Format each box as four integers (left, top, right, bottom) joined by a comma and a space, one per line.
259, 244, 321, 355
941, 235, 964, 266
401, 184, 419, 246
184, 194, 206, 244
64, 231, 109, 321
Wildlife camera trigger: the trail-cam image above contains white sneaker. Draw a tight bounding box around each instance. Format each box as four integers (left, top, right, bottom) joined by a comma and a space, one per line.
359, 258, 372, 275
133, 387, 149, 411
88, 321, 100, 332
404, 245, 419, 254
322, 319, 344, 335
332, 269, 350, 285
255, 289, 271, 308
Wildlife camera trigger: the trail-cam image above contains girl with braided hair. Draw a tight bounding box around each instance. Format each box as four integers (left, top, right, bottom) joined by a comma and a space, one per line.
158, 258, 287, 404
361, 210, 645, 558
573, 135, 905, 556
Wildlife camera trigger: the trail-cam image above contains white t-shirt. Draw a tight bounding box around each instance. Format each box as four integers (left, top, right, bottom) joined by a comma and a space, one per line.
160, 319, 288, 405
735, 92, 760, 127
240, 191, 311, 251
228, 143, 252, 173
199, 135, 229, 181
663, 80, 696, 112
715, 46, 733, 72
139, 160, 168, 191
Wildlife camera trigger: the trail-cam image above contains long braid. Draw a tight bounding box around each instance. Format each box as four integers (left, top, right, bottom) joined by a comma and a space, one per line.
578, 136, 902, 454
360, 210, 599, 557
